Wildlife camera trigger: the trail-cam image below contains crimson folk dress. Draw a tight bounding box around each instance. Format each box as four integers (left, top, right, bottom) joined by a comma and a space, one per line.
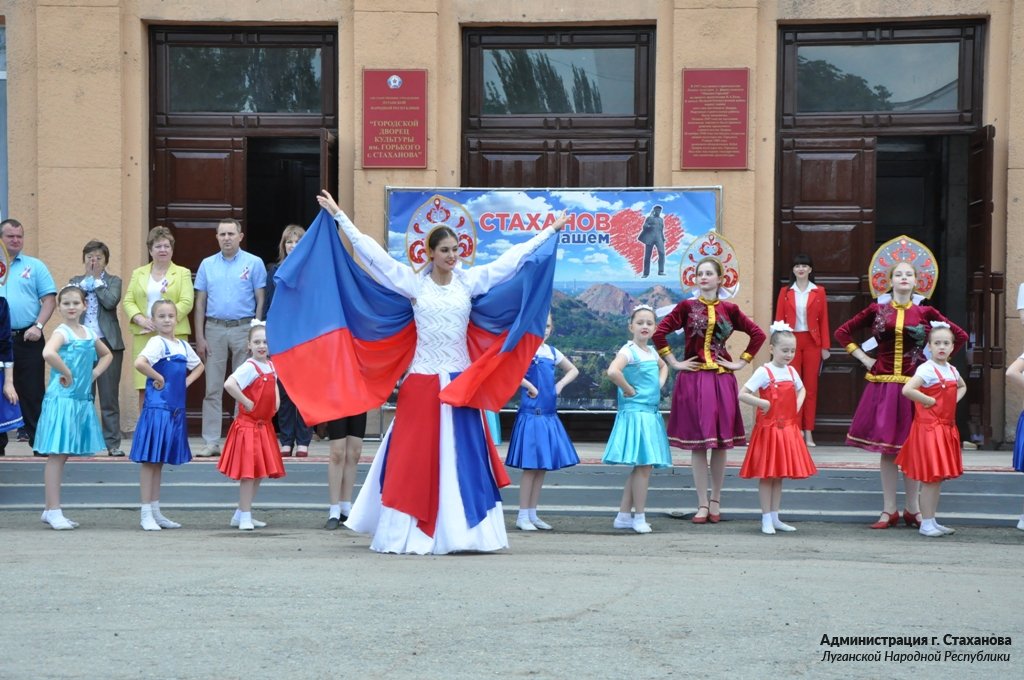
894, 361, 963, 483
834, 302, 966, 455
653, 297, 765, 450
739, 364, 817, 480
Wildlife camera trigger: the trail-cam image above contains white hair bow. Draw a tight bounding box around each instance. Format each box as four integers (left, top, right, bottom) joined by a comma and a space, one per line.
929, 321, 950, 330
769, 321, 793, 334
250, 319, 267, 328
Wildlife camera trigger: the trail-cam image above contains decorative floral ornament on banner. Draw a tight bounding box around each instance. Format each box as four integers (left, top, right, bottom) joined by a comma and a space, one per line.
405, 194, 477, 273
680, 231, 740, 299
867, 235, 938, 299
0, 241, 9, 286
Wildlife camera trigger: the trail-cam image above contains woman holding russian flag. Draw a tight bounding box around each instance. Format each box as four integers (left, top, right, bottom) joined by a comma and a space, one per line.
306, 191, 565, 554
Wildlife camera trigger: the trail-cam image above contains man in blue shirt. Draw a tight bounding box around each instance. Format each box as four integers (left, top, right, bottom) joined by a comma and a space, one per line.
0, 218, 57, 454
193, 218, 267, 456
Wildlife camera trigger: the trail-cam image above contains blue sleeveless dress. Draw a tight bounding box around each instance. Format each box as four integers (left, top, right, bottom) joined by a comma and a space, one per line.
1012, 410, 1024, 472
603, 342, 671, 468
0, 369, 24, 434
130, 338, 192, 465
0, 297, 23, 433
35, 324, 106, 456
505, 345, 579, 470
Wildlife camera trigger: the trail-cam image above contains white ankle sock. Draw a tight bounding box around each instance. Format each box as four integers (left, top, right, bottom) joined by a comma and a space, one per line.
528, 509, 541, 522
232, 508, 242, 522
518, 509, 531, 522
771, 511, 796, 531
140, 504, 161, 531
615, 512, 632, 523
921, 517, 937, 531
633, 513, 646, 525
329, 504, 342, 520
340, 501, 352, 515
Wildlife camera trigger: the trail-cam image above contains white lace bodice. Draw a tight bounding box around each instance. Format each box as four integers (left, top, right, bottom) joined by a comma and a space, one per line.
408, 276, 473, 374
331, 208, 558, 377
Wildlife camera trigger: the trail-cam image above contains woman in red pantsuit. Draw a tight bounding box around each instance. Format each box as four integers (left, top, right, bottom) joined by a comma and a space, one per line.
774, 254, 830, 447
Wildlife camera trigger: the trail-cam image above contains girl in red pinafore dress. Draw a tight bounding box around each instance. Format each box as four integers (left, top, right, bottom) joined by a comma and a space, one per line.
895, 324, 966, 538
739, 324, 817, 534
217, 323, 284, 530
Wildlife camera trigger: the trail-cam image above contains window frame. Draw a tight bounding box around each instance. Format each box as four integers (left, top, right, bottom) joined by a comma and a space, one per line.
778, 21, 985, 132
463, 26, 655, 133
151, 26, 337, 131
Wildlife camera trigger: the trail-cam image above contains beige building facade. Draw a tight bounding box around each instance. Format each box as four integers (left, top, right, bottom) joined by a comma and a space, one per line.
0, 0, 1021, 444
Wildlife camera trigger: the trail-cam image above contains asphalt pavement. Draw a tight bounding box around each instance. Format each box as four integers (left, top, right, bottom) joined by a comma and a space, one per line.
2, 438, 1023, 679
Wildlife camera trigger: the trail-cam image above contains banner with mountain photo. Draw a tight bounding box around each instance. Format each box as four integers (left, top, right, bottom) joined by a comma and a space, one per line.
385, 187, 721, 411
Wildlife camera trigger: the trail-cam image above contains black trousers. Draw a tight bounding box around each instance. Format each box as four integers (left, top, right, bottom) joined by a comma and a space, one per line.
6, 331, 46, 450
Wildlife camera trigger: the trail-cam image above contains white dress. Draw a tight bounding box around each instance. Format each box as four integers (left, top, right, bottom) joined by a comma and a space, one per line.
336, 211, 557, 554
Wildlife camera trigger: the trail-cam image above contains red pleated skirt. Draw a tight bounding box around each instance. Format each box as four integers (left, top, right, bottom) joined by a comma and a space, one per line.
894, 383, 962, 483
217, 416, 286, 480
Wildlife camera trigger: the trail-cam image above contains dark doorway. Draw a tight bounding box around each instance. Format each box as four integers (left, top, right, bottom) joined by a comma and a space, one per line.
876, 135, 971, 436
150, 26, 338, 435
246, 137, 322, 263
775, 20, 1001, 446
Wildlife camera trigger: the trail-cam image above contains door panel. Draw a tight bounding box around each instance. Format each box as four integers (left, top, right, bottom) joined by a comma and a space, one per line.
777, 136, 877, 442
153, 136, 247, 273
964, 125, 1001, 445
152, 135, 247, 436
320, 129, 338, 197
563, 138, 649, 187
464, 137, 555, 187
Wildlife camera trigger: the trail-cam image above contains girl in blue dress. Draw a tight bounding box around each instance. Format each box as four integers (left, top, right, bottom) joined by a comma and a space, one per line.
37, 285, 112, 530
1005, 349, 1024, 531
130, 300, 205, 530
0, 295, 25, 452
603, 305, 670, 533
505, 314, 580, 531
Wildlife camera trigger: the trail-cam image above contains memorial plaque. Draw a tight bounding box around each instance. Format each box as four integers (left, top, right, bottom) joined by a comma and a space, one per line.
681, 68, 749, 170
362, 69, 427, 168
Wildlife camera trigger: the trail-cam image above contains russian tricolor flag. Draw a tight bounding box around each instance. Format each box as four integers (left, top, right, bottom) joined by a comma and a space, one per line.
268, 209, 558, 425
267, 210, 416, 425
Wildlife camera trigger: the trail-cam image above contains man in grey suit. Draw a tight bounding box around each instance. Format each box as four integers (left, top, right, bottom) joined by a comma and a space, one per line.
638, 205, 665, 278
70, 240, 125, 456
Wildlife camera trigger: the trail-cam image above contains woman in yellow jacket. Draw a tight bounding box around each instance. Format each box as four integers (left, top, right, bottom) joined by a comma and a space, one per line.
123, 226, 195, 406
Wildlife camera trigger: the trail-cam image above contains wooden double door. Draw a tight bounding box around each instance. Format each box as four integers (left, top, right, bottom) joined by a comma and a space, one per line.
776, 128, 1003, 445
150, 26, 339, 435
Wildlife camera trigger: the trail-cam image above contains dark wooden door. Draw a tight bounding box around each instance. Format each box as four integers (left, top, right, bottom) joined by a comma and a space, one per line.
152, 135, 248, 434
964, 125, 1002, 445
320, 129, 338, 197
152, 135, 247, 273
777, 135, 877, 442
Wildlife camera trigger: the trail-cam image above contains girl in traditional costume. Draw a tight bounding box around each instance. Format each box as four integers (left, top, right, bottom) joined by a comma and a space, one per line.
130, 299, 204, 530
217, 323, 284, 531
738, 322, 817, 534
653, 234, 765, 524
1005, 349, 1024, 531
895, 323, 966, 537
603, 305, 671, 534
834, 237, 967, 529
36, 285, 113, 530
505, 314, 580, 532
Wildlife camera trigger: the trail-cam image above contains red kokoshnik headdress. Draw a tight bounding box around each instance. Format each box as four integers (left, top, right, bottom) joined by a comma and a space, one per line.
680, 230, 740, 299
405, 194, 477, 273
868, 235, 938, 299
